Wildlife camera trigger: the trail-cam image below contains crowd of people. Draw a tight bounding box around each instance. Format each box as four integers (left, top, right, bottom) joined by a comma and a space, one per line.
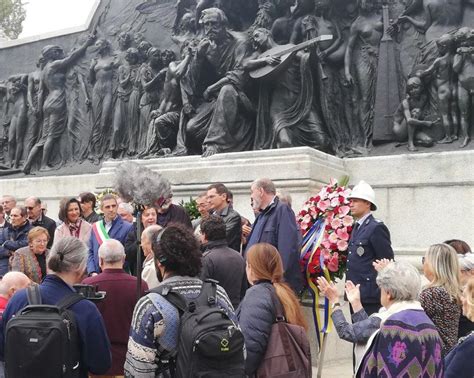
0, 178, 472, 377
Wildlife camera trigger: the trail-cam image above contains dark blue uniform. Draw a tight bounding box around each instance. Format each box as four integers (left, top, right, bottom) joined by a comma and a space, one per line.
346, 214, 393, 312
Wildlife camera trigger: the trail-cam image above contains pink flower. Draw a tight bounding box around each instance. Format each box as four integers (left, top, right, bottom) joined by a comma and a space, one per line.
321, 239, 332, 249
329, 178, 337, 186
337, 240, 348, 251
330, 196, 340, 207
331, 217, 342, 229
342, 215, 354, 227
328, 232, 339, 243
317, 199, 330, 212
338, 205, 350, 216
327, 253, 339, 272
336, 227, 350, 241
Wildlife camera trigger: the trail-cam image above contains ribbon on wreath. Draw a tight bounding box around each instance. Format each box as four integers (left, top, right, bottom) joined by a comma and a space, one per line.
300, 219, 333, 348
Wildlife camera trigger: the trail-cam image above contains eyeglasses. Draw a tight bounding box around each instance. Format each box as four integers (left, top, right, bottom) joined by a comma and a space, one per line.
26, 206, 35, 210
33, 239, 48, 244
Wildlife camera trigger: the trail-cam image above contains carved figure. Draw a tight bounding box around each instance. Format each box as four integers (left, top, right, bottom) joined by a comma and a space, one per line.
390, 0, 463, 43
1, 76, 28, 168
88, 39, 116, 163
419, 34, 456, 144
144, 42, 195, 157
453, 27, 474, 148
23, 35, 95, 174
393, 76, 437, 151
110, 47, 140, 158
137, 47, 165, 154
175, 8, 254, 157
344, 0, 383, 149
137, 40, 152, 64
25, 57, 45, 157
248, 28, 329, 151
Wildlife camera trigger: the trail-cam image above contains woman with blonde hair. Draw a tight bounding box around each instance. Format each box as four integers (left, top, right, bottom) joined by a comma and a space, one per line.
445, 277, 474, 377
421, 243, 462, 355
236, 243, 308, 376
11, 226, 50, 284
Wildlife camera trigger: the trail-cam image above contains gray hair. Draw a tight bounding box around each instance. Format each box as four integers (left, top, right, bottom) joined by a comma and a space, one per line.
252, 178, 276, 195
142, 224, 163, 243
98, 239, 125, 263
47, 237, 88, 273
458, 253, 474, 271
276, 191, 292, 208
376, 261, 421, 301
118, 202, 134, 214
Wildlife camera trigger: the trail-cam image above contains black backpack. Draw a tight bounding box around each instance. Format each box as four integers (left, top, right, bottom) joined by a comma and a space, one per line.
152, 279, 246, 378
5, 285, 84, 378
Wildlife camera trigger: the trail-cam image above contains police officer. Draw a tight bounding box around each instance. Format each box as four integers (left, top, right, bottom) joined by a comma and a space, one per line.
346, 180, 394, 316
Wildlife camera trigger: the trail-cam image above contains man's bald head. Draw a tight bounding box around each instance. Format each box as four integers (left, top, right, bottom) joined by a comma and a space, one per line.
0, 272, 31, 299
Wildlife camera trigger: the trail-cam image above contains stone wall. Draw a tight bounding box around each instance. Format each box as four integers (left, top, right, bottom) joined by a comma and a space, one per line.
2, 147, 472, 258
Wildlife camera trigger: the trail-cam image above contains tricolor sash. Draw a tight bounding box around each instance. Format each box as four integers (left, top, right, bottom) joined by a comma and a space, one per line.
92, 220, 110, 246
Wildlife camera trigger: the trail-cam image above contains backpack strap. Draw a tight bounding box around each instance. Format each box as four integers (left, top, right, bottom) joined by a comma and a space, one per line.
269, 285, 286, 323
26, 285, 42, 305
196, 279, 218, 308
57, 292, 84, 310
151, 285, 188, 313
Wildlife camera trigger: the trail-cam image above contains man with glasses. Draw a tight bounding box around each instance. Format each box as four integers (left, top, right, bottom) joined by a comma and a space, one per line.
0, 206, 32, 276
24, 197, 56, 248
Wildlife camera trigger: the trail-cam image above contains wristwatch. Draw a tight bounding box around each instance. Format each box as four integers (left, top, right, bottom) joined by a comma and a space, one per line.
331, 302, 341, 310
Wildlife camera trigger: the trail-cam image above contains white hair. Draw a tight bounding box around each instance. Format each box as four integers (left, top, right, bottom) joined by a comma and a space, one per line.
98, 239, 126, 263
118, 202, 134, 214
459, 253, 474, 271
376, 261, 421, 301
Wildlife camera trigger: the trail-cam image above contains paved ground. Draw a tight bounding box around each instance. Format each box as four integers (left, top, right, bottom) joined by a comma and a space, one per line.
313, 359, 353, 377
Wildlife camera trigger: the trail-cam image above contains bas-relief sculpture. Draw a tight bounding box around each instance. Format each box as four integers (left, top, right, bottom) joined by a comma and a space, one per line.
0, 0, 473, 175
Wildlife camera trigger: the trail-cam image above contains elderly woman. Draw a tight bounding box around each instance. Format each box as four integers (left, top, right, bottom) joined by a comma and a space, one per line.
457, 252, 474, 338
0, 237, 111, 376
318, 261, 444, 377
421, 243, 462, 355
10, 226, 50, 284
54, 197, 92, 245
140, 224, 162, 289
445, 277, 474, 378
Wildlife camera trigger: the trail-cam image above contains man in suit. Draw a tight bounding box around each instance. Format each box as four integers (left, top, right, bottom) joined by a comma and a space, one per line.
87, 194, 134, 275
244, 178, 303, 293
24, 197, 56, 248
346, 180, 394, 316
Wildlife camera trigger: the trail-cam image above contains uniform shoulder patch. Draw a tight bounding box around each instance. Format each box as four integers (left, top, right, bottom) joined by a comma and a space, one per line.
374, 218, 384, 223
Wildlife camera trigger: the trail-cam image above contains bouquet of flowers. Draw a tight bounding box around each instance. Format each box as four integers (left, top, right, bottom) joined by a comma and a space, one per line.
298, 177, 353, 285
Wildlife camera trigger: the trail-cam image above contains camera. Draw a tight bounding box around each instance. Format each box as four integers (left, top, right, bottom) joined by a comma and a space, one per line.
73, 284, 106, 302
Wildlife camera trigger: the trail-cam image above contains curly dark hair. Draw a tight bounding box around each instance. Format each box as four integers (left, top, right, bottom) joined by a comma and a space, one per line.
200, 215, 226, 241
152, 223, 202, 277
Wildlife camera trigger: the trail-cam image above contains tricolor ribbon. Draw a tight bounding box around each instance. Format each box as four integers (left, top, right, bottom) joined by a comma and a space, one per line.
301, 219, 333, 348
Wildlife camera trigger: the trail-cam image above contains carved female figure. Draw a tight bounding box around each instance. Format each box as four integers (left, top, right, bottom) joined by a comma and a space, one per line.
23, 35, 95, 174
344, 0, 383, 149
453, 27, 474, 148
137, 47, 164, 154
25, 57, 45, 157
88, 38, 116, 163
110, 47, 140, 158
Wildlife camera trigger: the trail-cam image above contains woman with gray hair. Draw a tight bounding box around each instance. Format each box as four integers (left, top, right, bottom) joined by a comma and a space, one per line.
0, 237, 111, 377
318, 261, 444, 376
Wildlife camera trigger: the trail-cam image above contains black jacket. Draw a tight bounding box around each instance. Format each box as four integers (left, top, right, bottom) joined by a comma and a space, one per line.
200, 239, 247, 308
31, 215, 57, 248
346, 214, 393, 304
215, 205, 242, 253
